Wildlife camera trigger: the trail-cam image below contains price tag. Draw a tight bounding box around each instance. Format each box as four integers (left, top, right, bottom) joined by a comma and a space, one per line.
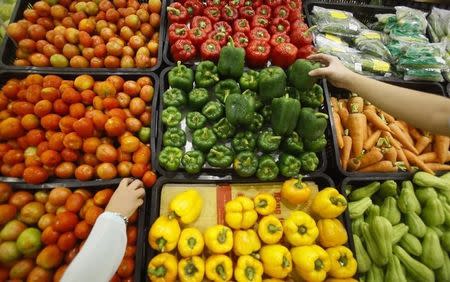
373, 60, 390, 72
325, 34, 342, 43
330, 11, 348, 20
354, 63, 362, 72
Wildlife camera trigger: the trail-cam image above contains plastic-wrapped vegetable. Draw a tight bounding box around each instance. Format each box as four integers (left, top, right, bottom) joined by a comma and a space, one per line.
314, 33, 349, 48
360, 55, 392, 75
404, 68, 444, 82
355, 31, 392, 62
395, 6, 428, 34
397, 43, 447, 70
312, 6, 367, 38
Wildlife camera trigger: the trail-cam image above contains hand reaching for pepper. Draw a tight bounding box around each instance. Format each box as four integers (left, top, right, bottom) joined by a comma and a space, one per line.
106, 178, 145, 218
307, 54, 356, 89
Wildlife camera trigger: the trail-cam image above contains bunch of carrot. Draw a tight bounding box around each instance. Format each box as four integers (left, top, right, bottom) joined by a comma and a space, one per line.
331, 95, 450, 173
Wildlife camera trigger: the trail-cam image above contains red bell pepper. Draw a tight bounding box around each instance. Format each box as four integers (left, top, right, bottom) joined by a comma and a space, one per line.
290, 29, 312, 47
291, 20, 308, 33
167, 2, 189, 24
248, 0, 262, 7
232, 32, 249, 48
270, 18, 290, 34
207, 0, 224, 7
229, 0, 244, 8
208, 30, 227, 46
204, 7, 221, 23
297, 44, 315, 59
221, 5, 239, 22
271, 42, 298, 68
287, 0, 303, 21
239, 6, 255, 20
265, 0, 282, 7
168, 23, 189, 45
249, 27, 270, 42
269, 33, 290, 48
289, 8, 303, 21
287, 0, 301, 11
251, 15, 269, 29
184, 0, 203, 18
191, 16, 213, 33
188, 27, 208, 48
255, 5, 271, 18
246, 40, 270, 67
213, 21, 232, 37
233, 19, 250, 35
274, 5, 290, 19
200, 39, 221, 61
171, 39, 197, 62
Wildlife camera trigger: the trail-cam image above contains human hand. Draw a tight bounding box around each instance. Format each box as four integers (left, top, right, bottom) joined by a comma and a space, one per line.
106, 178, 145, 219
307, 54, 356, 89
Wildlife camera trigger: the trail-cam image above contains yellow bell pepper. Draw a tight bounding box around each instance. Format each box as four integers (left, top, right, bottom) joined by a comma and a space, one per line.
147, 253, 178, 282
317, 219, 348, 248
281, 176, 312, 205
233, 229, 261, 256
291, 245, 331, 282
325, 278, 358, 282
204, 225, 233, 254
178, 256, 205, 282
257, 215, 283, 244
169, 189, 203, 224
234, 255, 264, 282
148, 215, 181, 252
225, 196, 258, 229
311, 188, 347, 219
260, 244, 292, 279
283, 211, 319, 246
326, 246, 357, 279
178, 227, 204, 257
205, 255, 233, 281
253, 193, 276, 215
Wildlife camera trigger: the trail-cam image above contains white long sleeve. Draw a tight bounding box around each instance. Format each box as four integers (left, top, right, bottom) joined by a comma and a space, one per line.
61, 211, 127, 282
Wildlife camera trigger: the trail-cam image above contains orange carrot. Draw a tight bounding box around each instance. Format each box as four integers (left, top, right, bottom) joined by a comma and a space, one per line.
424, 163, 450, 171
359, 147, 384, 169
418, 152, 438, 163
364, 130, 381, 150
348, 96, 364, 113
424, 143, 433, 153
394, 121, 414, 146
396, 148, 411, 171
388, 123, 418, 155
358, 161, 398, 172
403, 149, 434, 174
363, 110, 390, 132
415, 135, 432, 155
364, 104, 376, 112
367, 126, 373, 140
381, 111, 396, 123
341, 136, 352, 170
338, 107, 349, 128
434, 135, 450, 164
348, 158, 361, 171
408, 126, 422, 141
347, 111, 367, 157
331, 97, 339, 112
381, 131, 402, 150
333, 111, 344, 149
383, 147, 397, 164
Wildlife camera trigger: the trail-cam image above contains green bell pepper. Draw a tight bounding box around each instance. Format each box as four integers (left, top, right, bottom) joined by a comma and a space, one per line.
286, 86, 300, 101
186, 111, 207, 130
271, 94, 300, 136
163, 88, 186, 108
242, 90, 262, 111
304, 134, 327, 152
239, 70, 259, 91
296, 107, 328, 140
278, 153, 301, 177
188, 88, 210, 109
248, 113, 263, 132
299, 84, 324, 108
258, 66, 287, 103
192, 127, 217, 152
212, 117, 236, 139
261, 105, 272, 123
232, 131, 256, 152
161, 106, 182, 127
256, 155, 279, 181
163, 127, 186, 148
225, 93, 255, 126
299, 152, 319, 172
282, 132, 304, 155
213, 79, 241, 103
168, 61, 194, 92
233, 151, 258, 177
202, 101, 224, 121
181, 150, 205, 174
257, 129, 281, 152
218, 37, 245, 79
207, 144, 234, 168
159, 146, 183, 171
287, 59, 320, 92
195, 60, 219, 88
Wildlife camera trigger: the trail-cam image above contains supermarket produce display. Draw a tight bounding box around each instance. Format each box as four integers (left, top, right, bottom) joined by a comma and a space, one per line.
0, 0, 16, 42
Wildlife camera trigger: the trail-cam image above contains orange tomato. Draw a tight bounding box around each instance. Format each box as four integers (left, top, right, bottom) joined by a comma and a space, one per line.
48, 187, 72, 206
74, 164, 94, 181
105, 116, 126, 136
82, 137, 101, 154
65, 193, 85, 213
74, 220, 91, 240
23, 166, 49, 184
143, 171, 157, 188
48, 132, 65, 151
34, 100, 53, 117
85, 205, 103, 225
96, 143, 118, 163
57, 232, 77, 251
120, 135, 140, 153
63, 132, 83, 150
41, 113, 62, 131
93, 189, 114, 207
73, 117, 94, 138
96, 163, 117, 179
54, 211, 79, 233
55, 162, 76, 179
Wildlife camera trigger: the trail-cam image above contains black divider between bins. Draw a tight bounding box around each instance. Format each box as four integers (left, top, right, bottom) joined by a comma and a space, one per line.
142, 173, 355, 281
153, 65, 329, 178
0, 0, 166, 73
0, 71, 159, 186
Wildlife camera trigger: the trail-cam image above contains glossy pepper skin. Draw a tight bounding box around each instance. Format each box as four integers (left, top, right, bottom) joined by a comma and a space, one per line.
147, 253, 178, 281
188, 88, 209, 109
192, 16, 213, 33
202, 101, 224, 120
283, 210, 319, 246
192, 127, 217, 152
159, 146, 183, 171
239, 70, 259, 91
222, 4, 239, 21
172, 39, 197, 62
311, 188, 347, 219
246, 40, 271, 68
281, 176, 312, 205
260, 244, 292, 279
204, 225, 233, 254
184, 0, 203, 18
200, 39, 222, 62
256, 155, 279, 181
257, 129, 281, 152
300, 152, 319, 172
225, 196, 258, 229
233, 151, 258, 177
233, 229, 261, 256
225, 93, 255, 126
251, 15, 270, 29
317, 219, 348, 248
163, 88, 186, 108
256, 4, 271, 17
213, 79, 241, 104
182, 150, 205, 174
167, 2, 189, 23
233, 32, 250, 48
235, 255, 264, 282
271, 94, 300, 136
270, 18, 290, 34
218, 37, 245, 79
162, 106, 182, 127
205, 255, 233, 281
204, 6, 221, 23
258, 66, 287, 103
261, 105, 272, 122
291, 245, 331, 282
288, 59, 321, 91
327, 246, 357, 278
148, 215, 181, 252
232, 131, 256, 152
282, 132, 303, 155
271, 43, 298, 69
278, 153, 301, 178
258, 215, 283, 244
178, 256, 205, 282
242, 90, 263, 111
188, 27, 208, 48
207, 144, 234, 168
254, 193, 276, 215
300, 84, 324, 108
169, 189, 203, 224
168, 61, 194, 92
163, 127, 186, 148
178, 228, 205, 257
168, 23, 189, 44
304, 134, 327, 152
296, 108, 328, 140
213, 118, 236, 139
248, 113, 264, 133
195, 61, 220, 88
186, 112, 207, 130
234, 18, 250, 34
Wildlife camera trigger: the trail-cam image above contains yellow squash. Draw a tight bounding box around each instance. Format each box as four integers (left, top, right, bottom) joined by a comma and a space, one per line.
234, 255, 264, 282
178, 227, 204, 257
311, 188, 347, 219
205, 255, 233, 281
317, 219, 348, 248
233, 229, 261, 256
147, 253, 178, 282
326, 246, 357, 279
283, 211, 319, 246
257, 215, 283, 244
260, 244, 292, 279
204, 225, 233, 254
169, 189, 203, 224
148, 215, 181, 252
281, 176, 312, 205
178, 256, 205, 282
291, 245, 331, 282
225, 196, 258, 229
253, 193, 276, 215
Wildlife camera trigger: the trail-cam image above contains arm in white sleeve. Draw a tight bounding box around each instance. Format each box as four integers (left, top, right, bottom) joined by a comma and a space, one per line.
61, 211, 127, 282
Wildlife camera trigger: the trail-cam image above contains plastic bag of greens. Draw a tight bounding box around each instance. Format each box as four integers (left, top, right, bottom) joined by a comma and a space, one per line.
314, 33, 349, 48
355, 30, 392, 61
397, 43, 447, 70
312, 6, 367, 38
357, 29, 389, 44
427, 7, 450, 43
389, 28, 429, 45
404, 68, 444, 82
370, 14, 397, 33
395, 6, 428, 34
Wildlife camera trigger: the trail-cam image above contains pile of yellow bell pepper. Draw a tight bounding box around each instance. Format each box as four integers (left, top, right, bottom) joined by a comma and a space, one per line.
147, 180, 358, 282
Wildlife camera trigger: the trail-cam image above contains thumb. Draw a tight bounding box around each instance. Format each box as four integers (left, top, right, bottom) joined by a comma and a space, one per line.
308, 67, 330, 77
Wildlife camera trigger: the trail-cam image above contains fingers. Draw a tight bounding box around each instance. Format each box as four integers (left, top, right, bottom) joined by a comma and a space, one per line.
119, 178, 132, 188
128, 179, 144, 191
135, 187, 145, 199
135, 198, 144, 208
307, 53, 335, 63
308, 67, 331, 77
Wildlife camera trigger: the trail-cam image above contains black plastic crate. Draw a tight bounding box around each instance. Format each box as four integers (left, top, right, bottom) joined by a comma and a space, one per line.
0, 0, 166, 73
152, 65, 329, 178
0, 71, 158, 187
383, 0, 449, 10
142, 173, 356, 281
